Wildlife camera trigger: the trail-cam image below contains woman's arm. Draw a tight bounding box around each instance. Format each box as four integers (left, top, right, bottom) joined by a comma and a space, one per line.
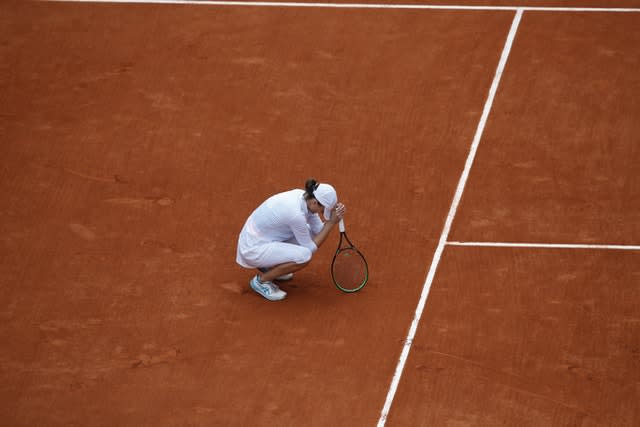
312, 203, 345, 248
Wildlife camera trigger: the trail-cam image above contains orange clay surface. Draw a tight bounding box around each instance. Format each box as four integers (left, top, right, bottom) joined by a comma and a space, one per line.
1, 1, 638, 426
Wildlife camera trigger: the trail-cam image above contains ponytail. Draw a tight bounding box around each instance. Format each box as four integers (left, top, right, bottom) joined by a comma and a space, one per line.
304, 178, 320, 199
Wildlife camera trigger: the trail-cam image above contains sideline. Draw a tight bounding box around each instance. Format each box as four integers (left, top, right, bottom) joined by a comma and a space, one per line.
376, 8, 524, 426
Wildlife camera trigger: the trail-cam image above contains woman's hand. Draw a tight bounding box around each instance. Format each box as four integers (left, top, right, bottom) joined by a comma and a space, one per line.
314, 203, 347, 247
330, 203, 346, 223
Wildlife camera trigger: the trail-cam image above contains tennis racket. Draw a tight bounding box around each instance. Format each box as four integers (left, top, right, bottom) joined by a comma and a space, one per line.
331, 219, 369, 293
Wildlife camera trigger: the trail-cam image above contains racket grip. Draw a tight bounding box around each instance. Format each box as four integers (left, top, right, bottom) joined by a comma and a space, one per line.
339, 219, 345, 233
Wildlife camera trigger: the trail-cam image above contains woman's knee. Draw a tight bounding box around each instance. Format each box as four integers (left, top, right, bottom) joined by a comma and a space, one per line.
295, 247, 313, 265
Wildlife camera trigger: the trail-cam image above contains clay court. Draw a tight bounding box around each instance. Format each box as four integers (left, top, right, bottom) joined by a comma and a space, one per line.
1, 0, 639, 426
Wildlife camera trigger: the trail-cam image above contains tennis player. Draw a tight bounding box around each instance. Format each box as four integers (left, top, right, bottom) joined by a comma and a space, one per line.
236, 178, 346, 301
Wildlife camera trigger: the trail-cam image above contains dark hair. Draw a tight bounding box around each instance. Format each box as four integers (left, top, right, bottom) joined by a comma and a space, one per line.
304, 178, 320, 200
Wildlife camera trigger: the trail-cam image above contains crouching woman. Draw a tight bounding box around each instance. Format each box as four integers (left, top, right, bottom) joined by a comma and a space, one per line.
236, 178, 346, 301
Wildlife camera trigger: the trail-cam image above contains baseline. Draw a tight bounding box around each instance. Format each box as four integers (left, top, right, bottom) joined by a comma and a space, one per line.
41, 0, 640, 13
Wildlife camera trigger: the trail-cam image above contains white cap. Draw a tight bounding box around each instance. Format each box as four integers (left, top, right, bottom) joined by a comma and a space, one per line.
314, 183, 338, 220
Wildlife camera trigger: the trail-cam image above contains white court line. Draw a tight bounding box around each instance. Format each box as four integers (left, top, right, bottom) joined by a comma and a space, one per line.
376, 8, 523, 426
447, 241, 640, 250
42, 0, 640, 13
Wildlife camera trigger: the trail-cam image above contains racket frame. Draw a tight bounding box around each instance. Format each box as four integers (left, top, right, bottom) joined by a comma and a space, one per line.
331, 219, 369, 293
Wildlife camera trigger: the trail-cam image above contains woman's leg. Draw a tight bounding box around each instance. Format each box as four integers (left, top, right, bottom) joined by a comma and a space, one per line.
255, 242, 312, 282
259, 260, 309, 282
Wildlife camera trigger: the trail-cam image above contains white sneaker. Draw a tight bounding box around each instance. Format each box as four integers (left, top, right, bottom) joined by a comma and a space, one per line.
258, 268, 294, 281
249, 275, 287, 301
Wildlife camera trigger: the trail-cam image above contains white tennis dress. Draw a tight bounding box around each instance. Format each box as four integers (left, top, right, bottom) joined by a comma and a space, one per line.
236, 189, 324, 269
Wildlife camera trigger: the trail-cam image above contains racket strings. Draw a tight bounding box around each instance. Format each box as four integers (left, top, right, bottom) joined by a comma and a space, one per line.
331, 248, 368, 291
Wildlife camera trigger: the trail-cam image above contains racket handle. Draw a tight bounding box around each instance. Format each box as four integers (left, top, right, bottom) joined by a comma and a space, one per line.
339, 219, 345, 233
